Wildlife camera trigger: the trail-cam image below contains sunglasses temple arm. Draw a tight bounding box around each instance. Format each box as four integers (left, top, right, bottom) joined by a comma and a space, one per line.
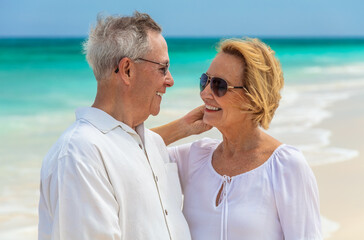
227, 86, 245, 89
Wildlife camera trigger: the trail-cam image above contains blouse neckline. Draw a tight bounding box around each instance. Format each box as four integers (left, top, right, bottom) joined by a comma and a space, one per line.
208, 143, 286, 180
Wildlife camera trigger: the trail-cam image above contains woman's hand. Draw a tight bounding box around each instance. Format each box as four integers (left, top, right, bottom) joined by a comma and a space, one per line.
151, 105, 212, 145
181, 105, 212, 136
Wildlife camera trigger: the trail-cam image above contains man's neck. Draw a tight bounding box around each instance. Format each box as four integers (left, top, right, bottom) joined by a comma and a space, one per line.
92, 83, 144, 130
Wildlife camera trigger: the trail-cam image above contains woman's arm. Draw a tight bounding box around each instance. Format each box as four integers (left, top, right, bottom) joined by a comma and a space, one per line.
151, 105, 212, 145
272, 147, 322, 239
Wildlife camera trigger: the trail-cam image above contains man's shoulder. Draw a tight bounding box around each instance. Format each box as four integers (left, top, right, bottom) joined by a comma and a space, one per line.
56, 119, 101, 154
144, 128, 171, 163
145, 128, 165, 146
41, 119, 103, 177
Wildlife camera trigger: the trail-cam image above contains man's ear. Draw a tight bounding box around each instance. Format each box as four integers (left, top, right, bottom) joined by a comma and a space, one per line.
117, 58, 132, 86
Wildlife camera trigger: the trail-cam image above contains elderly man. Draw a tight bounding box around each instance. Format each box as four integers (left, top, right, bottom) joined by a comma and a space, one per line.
38, 12, 191, 240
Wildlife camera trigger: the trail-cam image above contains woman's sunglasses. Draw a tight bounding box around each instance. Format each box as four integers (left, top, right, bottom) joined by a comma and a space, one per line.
200, 73, 246, 97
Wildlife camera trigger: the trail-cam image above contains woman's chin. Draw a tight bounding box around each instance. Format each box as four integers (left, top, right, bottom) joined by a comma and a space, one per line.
203, 116, 218, 128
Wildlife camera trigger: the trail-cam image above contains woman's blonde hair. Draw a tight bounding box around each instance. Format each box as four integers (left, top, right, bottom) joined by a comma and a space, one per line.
219, 38, 284, 129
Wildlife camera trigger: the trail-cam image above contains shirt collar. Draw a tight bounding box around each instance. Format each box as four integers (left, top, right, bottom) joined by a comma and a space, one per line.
75, 107, 145, 140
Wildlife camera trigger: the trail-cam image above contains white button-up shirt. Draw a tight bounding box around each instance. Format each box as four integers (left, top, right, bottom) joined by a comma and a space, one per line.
38, 107, 191, 240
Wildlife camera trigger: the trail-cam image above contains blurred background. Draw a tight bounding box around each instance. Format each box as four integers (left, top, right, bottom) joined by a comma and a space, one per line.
0, 0, 363, 239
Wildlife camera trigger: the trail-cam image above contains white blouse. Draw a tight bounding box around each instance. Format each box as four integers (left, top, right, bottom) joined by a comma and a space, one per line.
168, 138, 322, 240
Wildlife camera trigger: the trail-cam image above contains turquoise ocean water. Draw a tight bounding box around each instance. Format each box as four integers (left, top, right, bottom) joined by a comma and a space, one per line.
0, 38, 364, 239
1, 38, 364, 115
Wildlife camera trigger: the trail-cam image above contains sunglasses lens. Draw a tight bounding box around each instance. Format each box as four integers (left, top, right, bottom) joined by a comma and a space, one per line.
211, 78, 227, 97
200, 73, 208, 91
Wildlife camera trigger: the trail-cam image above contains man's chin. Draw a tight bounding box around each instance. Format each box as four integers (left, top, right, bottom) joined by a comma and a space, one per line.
150, 107, 161, 116
151, 111, 160, 117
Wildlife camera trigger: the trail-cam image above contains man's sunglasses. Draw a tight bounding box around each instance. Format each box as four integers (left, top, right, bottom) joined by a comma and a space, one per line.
115, 58, 169, 76
200, 73, 246, 97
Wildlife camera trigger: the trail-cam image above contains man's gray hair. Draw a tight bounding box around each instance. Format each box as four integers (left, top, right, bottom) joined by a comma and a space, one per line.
83, 11, 162, 81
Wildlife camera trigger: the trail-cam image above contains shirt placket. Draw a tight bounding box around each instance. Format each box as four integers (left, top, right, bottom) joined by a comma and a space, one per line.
220, 175, 232, 240
131, 133, 173, 240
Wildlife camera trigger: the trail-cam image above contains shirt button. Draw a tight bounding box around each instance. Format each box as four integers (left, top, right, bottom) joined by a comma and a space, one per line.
165, 209, 168, 215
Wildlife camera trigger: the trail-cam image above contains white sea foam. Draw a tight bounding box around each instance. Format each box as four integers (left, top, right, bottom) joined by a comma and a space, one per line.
0, 225, 37, 240
304, 62, 364, 75
267, 80, 363, 166
321, 216, 341, 239
303, 147, 359, 167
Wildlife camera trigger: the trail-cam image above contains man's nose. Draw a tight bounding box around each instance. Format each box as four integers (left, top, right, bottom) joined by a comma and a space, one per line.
165, 70, 174, 87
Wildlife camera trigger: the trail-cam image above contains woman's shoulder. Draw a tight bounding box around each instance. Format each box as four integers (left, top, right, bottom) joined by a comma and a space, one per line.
273, 144, 306, 163
186, 137, 221, 161
269, 145, 321, 238
191, 137, 221, 150
268, 144, 317, 186
168, 138, 221, 179
168, 137, 220, 164
270, 144, 311, 173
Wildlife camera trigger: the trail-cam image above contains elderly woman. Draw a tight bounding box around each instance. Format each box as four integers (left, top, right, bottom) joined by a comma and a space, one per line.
153, 38, 322, 240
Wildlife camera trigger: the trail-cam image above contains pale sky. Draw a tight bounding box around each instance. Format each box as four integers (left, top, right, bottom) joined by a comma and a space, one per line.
0, 0, 363, 37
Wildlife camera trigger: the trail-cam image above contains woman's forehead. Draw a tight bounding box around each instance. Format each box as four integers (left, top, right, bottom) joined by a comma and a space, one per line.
208, 53, 244, 83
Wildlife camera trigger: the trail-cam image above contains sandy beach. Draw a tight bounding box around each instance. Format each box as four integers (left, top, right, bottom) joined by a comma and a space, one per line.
313, 88, 364, 239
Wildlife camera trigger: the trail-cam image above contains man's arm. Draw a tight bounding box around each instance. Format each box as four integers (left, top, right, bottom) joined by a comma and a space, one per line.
151, 105, 212, 145
39, 153, 121, 240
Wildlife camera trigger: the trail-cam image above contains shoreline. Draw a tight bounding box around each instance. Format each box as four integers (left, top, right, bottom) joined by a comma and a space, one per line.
312, 86, 364, 239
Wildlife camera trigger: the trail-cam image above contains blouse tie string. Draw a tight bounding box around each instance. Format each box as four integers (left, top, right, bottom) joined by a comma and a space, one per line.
220, 175, 231, 240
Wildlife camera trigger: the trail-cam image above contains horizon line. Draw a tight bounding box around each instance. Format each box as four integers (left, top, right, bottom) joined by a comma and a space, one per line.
1, 35, 364, 40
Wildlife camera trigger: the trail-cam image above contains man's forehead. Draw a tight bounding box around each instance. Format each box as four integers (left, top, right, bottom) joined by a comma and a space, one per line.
148, 32, 167, 46
146, 32, 169, 62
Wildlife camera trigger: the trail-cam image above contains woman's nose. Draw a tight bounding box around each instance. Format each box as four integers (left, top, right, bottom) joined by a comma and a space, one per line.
200, 81, 213, 99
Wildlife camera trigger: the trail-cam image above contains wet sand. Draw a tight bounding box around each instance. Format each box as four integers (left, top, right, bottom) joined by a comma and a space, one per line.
313, 90, 364, 239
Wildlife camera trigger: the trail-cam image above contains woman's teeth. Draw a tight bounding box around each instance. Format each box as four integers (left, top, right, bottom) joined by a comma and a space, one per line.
205, 105, 220, 111
156, 92, 164, 97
